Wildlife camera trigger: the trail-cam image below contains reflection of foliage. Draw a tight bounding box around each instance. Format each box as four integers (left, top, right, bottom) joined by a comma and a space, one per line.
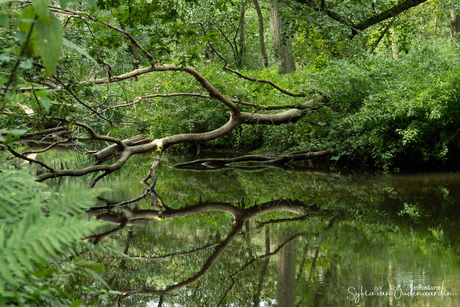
17, 151, 460, 306
0, 167, 108, 306
97, 165, 460, 306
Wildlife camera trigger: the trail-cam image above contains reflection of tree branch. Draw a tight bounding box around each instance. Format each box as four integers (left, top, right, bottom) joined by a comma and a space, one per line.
87, 180, 157, 215
255, 214, 313, 228
90, 195, 325, 297
117, 220, 245, 296
19, 139, 72, 155
296, 244, 309, 280
129, 241, 219, 261
91, 199, 313, 228
309, 217, 335, 280
310, 247, 320, 281
83, 208, 133, 244
174, 150, 331, 170
218, 232, 304, 306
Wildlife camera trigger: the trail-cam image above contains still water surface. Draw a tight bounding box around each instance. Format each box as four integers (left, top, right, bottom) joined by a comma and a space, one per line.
44, 152, 460, 306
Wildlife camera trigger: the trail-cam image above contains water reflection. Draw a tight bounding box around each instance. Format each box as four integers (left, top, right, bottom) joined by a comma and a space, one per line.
77, 158, 460, 307
26, 151, 460, 306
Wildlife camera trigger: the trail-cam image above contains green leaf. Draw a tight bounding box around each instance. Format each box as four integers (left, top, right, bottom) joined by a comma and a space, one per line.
87, 0, 97, 8
16, 251, 34, 272
6, 253, 25, 279
59, 0, 68, 9
69, 299, 83, 307
19, 58, 33, 69
19, 6, 36, 34
35, 90, 48, 97
0, 259, 18, 286
0, 54, 10, 63
63, 38, 98, 65
0, 224, 5, 248
34, 15, 63, 75
32, 0, 50, 25
0, 276, 4, 295
39, 96, 51, 112
2, 129, 27, 144
0, 14, 9, 29
19, 7, 38, 57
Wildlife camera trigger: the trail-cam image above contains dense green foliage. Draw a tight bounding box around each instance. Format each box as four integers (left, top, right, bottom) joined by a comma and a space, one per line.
108, 41, 460, 170
0, 167, 110, 306
293, 41, 460, 168
1, 0, 459, 170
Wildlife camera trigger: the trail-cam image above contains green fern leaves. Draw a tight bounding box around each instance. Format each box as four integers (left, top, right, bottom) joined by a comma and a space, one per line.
0, 167, 103, 306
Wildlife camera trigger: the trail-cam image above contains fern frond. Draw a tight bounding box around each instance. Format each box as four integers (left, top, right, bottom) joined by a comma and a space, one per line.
0, 167, 104, 305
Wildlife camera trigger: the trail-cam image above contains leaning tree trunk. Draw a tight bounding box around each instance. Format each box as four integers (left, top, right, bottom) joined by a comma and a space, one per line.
450, 9, 460, 43
269, 1, 296, 74
253, 0, 269, 67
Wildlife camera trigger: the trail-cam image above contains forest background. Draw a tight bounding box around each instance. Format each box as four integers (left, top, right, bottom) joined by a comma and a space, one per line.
1, 0, 460, 305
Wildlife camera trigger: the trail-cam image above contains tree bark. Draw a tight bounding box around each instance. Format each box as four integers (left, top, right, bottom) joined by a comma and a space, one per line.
391, 24, 399, 58
369, 17, 395, 52
236, 8, 246, 69
269, 1, 296, 74
293, 0, 428, 37
450, 9, 460, 43
253, 0, 269, 67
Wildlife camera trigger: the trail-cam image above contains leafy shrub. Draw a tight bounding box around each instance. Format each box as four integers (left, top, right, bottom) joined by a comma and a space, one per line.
292, 41, 460, 169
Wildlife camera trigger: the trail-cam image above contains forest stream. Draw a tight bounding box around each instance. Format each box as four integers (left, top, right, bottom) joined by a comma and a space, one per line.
29, 150, 460, 307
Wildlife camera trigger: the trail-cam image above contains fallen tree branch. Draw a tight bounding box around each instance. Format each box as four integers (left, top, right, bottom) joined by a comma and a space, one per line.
173, 150, 331, 169
4, 144, 56, 172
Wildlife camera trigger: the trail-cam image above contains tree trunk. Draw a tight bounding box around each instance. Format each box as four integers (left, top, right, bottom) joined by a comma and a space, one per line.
253, 0, 269, 67
369, 17, 395, 52
236, 8, 246, 69
450, 10, 460, 43
391, 24, 399, 58
269, 1, 296, 74
277, 226, 297, 307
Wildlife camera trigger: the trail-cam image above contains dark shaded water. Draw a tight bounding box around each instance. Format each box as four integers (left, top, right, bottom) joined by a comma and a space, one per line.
35, 152, 460, 306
